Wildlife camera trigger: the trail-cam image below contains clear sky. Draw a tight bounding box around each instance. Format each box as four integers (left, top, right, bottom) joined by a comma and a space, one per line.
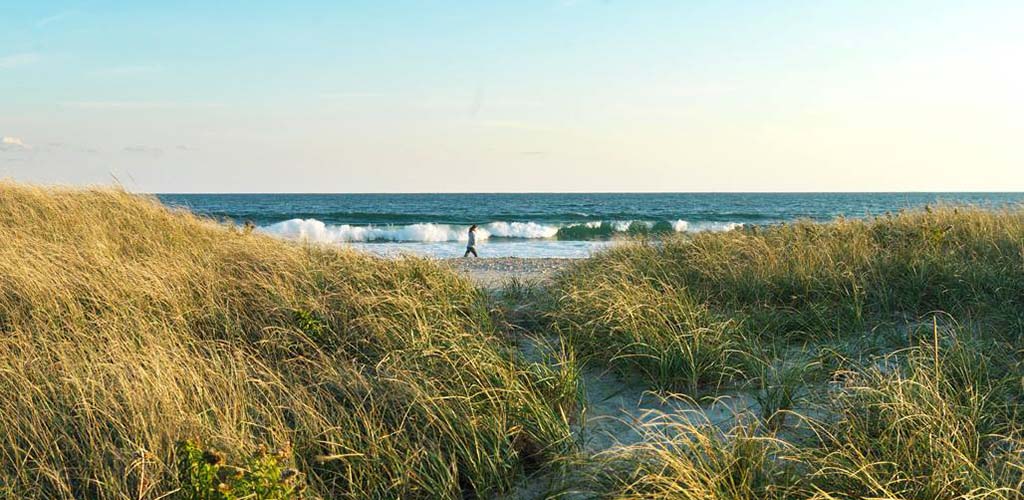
1, 1, 1021, 193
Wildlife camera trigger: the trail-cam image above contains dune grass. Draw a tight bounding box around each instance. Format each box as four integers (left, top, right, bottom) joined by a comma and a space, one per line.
806, 324, 1024, 499
577, 324, 1024, 499
549, 206, 1024, 391
4, 185, 1022, 499
544, 206, 1024, 499
0, 183, 576, 499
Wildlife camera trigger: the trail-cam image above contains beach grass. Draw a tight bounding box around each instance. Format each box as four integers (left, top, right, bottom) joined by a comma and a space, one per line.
4, 183, 1024, 500
573, 323, 1024, 499
548, 206, 1024, 391
544, 206, 1024, 498
0, 183, 576, 499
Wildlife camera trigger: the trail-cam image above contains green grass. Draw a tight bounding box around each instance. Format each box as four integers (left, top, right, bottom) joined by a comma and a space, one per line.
585, 416, 801, 500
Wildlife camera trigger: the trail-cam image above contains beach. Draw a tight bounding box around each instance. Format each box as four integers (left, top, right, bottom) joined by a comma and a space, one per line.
7, 1, 1020, 495
6, 185, 1024, 499
442, 257, 575, 288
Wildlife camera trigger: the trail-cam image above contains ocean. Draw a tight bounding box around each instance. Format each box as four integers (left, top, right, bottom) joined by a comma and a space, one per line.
156, 193, 1024, 258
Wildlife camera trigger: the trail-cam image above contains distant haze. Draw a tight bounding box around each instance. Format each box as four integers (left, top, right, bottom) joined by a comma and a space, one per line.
1, 1, 1022, 193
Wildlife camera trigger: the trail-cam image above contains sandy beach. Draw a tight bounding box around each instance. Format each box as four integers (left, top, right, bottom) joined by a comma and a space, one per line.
442, 257, 576, 288
8, 1, 1021, 496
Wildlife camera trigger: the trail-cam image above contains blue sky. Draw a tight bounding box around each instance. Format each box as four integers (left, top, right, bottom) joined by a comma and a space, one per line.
1, 1, 1022, 192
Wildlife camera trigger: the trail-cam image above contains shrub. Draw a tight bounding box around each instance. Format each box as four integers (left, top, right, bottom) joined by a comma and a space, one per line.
176, 440, 305, 499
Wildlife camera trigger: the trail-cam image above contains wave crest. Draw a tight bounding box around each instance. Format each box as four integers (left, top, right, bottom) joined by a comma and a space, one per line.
260, 218, 742, 243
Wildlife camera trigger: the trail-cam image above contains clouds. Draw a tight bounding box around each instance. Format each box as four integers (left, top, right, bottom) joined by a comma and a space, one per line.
123, 146, 164, 157
0, 136, 183, 158
61, 101, 223, 110
91, 65, 164, 78
1, 136, 31, 151
36, 10, 76, 28
0, 53, 39, 69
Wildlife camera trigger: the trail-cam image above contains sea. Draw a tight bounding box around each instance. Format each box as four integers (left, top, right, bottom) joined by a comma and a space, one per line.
156, 193, 1024, 259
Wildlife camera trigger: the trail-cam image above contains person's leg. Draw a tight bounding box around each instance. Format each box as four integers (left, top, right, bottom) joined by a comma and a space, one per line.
469, 247, 478, 257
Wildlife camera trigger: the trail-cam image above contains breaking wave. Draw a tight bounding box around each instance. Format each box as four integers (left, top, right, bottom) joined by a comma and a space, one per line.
260, 218, 743, 243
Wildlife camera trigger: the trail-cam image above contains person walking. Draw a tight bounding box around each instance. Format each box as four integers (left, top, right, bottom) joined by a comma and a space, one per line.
464, 225, 479, 257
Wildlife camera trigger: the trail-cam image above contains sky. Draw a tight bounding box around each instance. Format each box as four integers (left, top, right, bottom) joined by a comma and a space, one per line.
1, 0, 1022, 193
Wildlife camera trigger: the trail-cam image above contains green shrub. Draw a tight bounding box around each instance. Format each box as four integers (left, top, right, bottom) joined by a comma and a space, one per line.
176, 440, 305, 499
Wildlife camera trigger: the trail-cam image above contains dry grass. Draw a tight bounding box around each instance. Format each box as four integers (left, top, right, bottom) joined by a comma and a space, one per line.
6, 185, 1022, 499
545, 206, 1024, 499
549, 206, 1024, 391
0, 183, 575, 499
577, 325, 1024, 499
807, 325, 1024, 499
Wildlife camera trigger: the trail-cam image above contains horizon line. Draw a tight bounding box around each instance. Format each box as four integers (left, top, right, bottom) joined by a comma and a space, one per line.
150, 190, 1024, 196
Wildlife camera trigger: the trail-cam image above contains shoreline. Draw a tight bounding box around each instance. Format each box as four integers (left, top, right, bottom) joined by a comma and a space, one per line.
441, 257, 575, 288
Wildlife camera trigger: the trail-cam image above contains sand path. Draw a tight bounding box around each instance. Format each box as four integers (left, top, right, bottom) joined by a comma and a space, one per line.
448, 258, 759, 498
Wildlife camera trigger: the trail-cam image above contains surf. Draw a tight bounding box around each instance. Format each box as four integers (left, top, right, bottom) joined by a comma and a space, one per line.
260, 218, 743, 243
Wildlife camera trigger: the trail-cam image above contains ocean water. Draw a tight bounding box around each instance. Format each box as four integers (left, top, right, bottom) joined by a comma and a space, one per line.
156, 193, 1024, 258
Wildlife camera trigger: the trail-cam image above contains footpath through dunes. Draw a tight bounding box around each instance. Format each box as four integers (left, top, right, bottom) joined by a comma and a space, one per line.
451, 260, 768, 499
7, 183, 1024, 499
450, 258, 761, 444
444, 257, 575, 289
529, 206, 1024, 499
0, 183, 576, 499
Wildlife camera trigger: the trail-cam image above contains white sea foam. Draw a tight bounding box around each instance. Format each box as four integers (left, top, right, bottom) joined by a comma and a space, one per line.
690, 221, 744, 232
611, 220, 634, 231
482, 221, 559, 239
260, 218, 742, 244
672, 220, 742, 232
261, 219, 464, 243
261, 219, 562, 243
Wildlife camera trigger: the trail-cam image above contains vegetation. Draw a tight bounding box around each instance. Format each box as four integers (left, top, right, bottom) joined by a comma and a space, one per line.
575, 324, 1024, 499
808, 325, 1024, 499
0, 183, 575, 499
3, 184, 1022, 500
546, 206, 1024, 499
176, 440, 306, 499
549, 206, 1024, 391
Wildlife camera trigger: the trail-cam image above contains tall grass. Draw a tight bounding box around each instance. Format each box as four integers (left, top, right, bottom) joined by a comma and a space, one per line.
545, 206, 1024, 499
0, 183, 575, 499
570, 324, 1024, 499
581, 412, 801, 499
809, 324, 1024, 499
549, 206, 1024, 391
